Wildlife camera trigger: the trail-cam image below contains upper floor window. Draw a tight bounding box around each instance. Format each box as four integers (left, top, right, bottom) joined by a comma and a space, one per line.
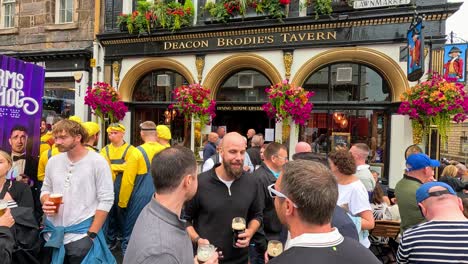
56, 0, 73, 24
1, 0, 15, 28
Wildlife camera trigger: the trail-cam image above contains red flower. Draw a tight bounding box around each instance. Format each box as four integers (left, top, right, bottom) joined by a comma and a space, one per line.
279, 0, 290, 4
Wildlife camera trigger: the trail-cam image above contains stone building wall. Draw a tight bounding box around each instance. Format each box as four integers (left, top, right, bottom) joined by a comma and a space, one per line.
0, 0, 94, 52
441, 121, 468, 164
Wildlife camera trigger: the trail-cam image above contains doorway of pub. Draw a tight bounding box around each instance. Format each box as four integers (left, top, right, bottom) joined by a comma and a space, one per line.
212, 108, 274, 141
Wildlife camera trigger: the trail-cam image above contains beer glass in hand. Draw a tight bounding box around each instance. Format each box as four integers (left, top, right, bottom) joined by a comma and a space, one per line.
232, 217, 246, 248
0, 200, 7, 217
267, 240, 283, 259
197, 244, 216, 263
49, 193, 63, 213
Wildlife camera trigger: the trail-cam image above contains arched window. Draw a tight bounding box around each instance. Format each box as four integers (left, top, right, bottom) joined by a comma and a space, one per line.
131, 70, 189, 146
132, 70, 188, 102
299, 63, 390, 176
303, 63, 390, 102
216, 70, 271, 102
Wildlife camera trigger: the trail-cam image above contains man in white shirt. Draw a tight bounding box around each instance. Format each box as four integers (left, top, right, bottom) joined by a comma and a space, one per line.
349, 143, 375, 192
40, 119, 115, 264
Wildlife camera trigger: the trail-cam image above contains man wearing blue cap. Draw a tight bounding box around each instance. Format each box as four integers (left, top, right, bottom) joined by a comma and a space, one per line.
395, 153, 440, 232
397, 181, 468, 263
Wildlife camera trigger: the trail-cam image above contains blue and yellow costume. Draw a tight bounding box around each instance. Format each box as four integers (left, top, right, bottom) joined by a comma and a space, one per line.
100, 124, 135, 248
119, 127, 169, 253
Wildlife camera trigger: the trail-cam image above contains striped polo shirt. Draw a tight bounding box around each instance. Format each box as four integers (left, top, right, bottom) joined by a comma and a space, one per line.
397, 220, 468, 263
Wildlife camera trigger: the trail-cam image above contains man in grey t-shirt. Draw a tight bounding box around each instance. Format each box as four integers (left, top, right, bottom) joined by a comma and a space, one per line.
124, 147, 219, 264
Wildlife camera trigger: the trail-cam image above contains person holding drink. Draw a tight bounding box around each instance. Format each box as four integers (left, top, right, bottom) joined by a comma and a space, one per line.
40, 119, 115, 264
266, 160, 379, 263
124, 146, 219, 264
184, 132, 263, 264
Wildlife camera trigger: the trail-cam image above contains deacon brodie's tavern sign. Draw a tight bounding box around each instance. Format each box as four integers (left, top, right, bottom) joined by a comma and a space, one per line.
163, 30, 339, 50
102, 27, 349, 57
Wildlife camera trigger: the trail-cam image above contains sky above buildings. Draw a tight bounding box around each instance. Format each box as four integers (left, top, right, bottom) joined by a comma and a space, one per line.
447, 0, 468, 43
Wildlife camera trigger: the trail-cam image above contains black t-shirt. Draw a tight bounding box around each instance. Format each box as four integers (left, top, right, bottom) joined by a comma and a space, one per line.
184, 169, 263, 264
269, 238, 380, 264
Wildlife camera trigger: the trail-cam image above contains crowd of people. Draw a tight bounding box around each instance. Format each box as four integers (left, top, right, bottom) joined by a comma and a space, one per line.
0, 119, 468, 264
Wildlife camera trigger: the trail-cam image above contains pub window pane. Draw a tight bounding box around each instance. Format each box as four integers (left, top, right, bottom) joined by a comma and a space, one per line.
133, 70, 188, 102
216, 70, 271, 102
331, 63, 359, 101
359, 66, 390, 102
303, 66, 329, 101
42, 78, 76, 120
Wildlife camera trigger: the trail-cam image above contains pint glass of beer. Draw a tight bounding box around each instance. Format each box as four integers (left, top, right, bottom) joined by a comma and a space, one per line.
197, 244, 215, 263
232, 217, 246, 248
0, 200, 7, 217
49, 193, 63, 213
267, 240, 283, 259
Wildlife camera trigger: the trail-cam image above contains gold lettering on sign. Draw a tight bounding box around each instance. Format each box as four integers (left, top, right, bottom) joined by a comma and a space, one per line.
164, 40, 209, 50
165, 31, 338, 50
281, 31, 337, 43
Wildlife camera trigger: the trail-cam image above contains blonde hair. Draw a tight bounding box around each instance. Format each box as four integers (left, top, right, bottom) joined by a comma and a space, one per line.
52, 119, 88, 144
0, 150, 13, 169
441, 165, 458, 178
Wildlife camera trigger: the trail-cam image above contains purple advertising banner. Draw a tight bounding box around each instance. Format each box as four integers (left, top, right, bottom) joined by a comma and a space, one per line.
0, 55, 45, 159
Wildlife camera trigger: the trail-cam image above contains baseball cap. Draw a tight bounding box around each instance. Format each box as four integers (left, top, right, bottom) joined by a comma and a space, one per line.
156, 125, 172, 140
106, 123, 126, 133
416, 181, 456, 203
406, 153, 440, 172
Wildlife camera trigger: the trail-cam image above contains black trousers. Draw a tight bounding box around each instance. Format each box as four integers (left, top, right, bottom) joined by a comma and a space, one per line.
39, 235, 93, 264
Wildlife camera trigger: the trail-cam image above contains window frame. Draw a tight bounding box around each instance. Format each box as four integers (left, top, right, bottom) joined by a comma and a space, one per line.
1, 0, 16, 29
55, 0, 74, 24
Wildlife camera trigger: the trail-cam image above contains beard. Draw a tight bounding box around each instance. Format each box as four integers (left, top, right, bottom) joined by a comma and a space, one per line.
56, 141, 78, 152
223, 160, 243, 180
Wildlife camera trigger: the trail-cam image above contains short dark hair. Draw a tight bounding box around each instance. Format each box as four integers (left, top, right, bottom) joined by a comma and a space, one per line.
264, 142, 287, 160
281, 160, 338, 225
10, 125, 28, 137
328, 150, 356, 175
292, 152, 328, 166
151, 146, 197, 194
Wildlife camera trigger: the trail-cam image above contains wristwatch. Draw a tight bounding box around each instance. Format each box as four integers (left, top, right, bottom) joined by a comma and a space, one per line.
87, 231, 97, 239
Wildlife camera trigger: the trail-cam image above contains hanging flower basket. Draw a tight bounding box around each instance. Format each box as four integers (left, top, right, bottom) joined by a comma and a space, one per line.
262, 80, 314, 125
170, 83, 216, 126
398, 72, 468, 145
84, 82, 128, 124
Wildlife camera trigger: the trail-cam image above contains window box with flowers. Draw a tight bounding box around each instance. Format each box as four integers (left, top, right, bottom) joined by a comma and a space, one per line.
302, 0, 339, 19
117, 0, 194, 35
203, 0, 289, 24
398, 72, 468, 145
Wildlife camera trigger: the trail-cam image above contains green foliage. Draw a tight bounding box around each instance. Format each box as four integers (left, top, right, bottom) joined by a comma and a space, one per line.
204, 0, 287, 23
314, 0, 333, 19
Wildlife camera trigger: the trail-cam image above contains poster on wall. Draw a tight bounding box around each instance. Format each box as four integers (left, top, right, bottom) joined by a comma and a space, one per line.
443, 44, 467, 82
0, 55, 45, 178
407, 18, 424, 82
